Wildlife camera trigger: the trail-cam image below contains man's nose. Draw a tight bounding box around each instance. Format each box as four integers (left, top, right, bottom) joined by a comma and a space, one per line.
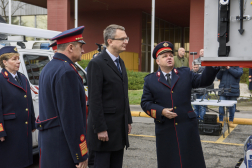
81, 47, 84, 54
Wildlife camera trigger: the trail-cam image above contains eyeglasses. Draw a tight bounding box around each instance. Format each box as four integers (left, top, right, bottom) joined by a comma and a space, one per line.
111, 37, 129, 42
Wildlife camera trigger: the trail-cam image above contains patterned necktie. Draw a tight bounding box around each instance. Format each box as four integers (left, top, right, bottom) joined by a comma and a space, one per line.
115, 58, 122, 75
166, 74, 171, 85
15, 76, 21, 85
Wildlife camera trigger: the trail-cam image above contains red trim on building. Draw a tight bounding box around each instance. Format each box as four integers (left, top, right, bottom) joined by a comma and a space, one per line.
201, 61, 252, 68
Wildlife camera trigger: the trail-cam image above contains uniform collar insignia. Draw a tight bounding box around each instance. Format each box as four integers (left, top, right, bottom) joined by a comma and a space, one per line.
156, 71, 160, 77
174, 69, 178, 74
4, 71, 8, 77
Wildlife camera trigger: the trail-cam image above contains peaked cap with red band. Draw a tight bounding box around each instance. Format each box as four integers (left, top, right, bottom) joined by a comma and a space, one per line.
51, 26, 86, 45
49, 41, 57, 50
152, 41, 174, 59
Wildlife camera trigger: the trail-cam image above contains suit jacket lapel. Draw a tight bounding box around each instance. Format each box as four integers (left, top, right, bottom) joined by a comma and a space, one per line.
103, 50, 123, 79
119, 58, 126, 81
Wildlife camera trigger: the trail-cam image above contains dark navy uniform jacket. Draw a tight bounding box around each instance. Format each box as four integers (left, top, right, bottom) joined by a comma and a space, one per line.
0, 69, 35, 168
36, 53, 88, 168
141, 66, 219, 168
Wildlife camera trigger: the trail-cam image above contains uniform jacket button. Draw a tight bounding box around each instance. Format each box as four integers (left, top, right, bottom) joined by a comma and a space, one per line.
174, 106, 177, 109
25, 121, 28, 124
24, 95, 27, 98
26, 108, 28, 111
175, 123, 178, 125
171, 91, 174, 93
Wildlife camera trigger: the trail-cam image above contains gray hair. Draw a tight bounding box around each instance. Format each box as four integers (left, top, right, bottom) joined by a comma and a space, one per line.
103, 24, 125, 47
57, 42, 79, 51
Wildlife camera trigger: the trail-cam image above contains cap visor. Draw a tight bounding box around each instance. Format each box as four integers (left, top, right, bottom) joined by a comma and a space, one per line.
78, 40, 86, 44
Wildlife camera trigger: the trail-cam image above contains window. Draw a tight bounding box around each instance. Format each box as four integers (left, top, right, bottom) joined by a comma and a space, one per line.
23, 55, 50, 85
75, 65, 87, 86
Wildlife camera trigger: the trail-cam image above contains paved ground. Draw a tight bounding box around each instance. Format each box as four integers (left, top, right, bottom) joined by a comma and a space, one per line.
122, 117, 251, 168
29, 104, 252, 168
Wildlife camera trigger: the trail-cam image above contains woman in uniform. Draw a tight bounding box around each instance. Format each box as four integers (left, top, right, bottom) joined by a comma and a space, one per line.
0, 46, 36, 168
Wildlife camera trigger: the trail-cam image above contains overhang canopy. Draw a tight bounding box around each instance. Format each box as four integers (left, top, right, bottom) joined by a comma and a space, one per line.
17, 0, 190, 27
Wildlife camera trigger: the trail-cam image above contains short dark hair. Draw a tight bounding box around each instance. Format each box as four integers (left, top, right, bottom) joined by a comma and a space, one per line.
57, 42, 79, 51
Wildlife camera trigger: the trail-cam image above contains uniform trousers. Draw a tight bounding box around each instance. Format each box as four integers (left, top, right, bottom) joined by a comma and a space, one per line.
94, 148, 124, 168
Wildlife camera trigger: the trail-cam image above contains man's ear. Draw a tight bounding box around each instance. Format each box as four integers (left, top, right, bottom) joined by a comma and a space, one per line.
107, 39, 113, 46
156, 58, 159, 65
68, 44, 74, 53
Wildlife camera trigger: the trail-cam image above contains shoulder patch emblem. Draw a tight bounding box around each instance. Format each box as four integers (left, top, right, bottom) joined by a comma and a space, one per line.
163, 43, 169, 47
0, 123, 4, 132
151, 109, 156, 119
79, 140, 88, 156
4, 71, 8, 77
80, 134, 85, 142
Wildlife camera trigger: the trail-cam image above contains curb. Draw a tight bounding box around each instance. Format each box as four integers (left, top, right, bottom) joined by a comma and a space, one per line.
131, 111, 252, 125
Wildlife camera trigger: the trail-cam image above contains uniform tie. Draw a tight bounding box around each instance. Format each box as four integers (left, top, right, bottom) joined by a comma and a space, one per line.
166, 74, 171, 85
15, 76, 21, 85
115, 58, 122, 75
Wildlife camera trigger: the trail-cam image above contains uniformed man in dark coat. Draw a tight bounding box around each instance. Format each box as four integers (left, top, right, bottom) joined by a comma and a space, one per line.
141, 41, 219, 168
36, 26, 88, 168
0, 46, 36, 168
87, 24, 132, 168
249, 68, 252, 90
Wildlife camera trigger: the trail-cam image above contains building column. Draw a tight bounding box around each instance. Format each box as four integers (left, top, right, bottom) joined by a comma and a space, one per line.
47, 0, 71, 31
189, 0, 204, 67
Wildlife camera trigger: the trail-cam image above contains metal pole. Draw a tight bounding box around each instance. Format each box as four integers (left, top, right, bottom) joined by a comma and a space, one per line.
150, 0, 155, 73
75, 0, 78, 28
9, 0, 11, 24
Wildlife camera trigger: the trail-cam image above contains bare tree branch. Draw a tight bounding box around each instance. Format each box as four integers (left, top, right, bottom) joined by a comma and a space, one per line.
0, 0, 27, 22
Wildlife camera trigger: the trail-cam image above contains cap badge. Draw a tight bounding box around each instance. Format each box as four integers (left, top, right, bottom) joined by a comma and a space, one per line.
163, 43, 169, 47
14, 47, 17, 51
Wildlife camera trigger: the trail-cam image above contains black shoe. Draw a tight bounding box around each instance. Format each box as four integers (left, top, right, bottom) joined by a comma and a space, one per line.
235, 109, 240, 112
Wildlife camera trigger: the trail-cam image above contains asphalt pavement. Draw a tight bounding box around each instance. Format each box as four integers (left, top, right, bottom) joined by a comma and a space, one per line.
28, 104, 252, 168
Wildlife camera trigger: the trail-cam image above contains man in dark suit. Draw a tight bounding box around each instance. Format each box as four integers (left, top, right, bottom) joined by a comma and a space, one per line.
141, 41, 219, 168
87, 24, 132, 168
36, 26, 88, 168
